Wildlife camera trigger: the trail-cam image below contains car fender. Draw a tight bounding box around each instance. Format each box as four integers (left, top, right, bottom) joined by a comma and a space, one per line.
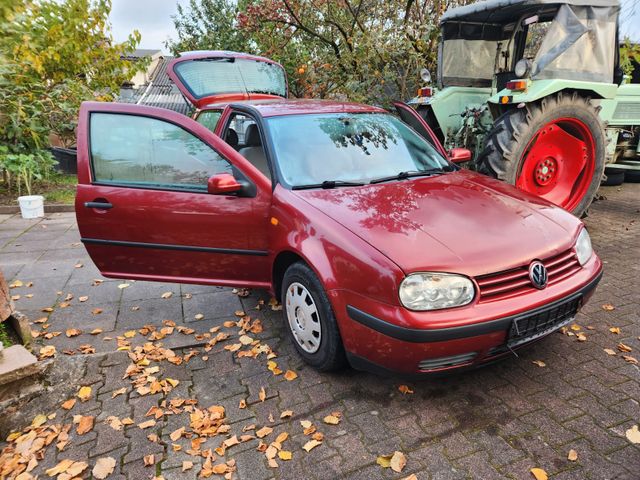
269, 185, 405, 307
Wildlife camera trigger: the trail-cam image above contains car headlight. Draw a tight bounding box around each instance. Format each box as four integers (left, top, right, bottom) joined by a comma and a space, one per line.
399, 273, 475, 311
514, 58, 531, 78
575, 228, 593, 266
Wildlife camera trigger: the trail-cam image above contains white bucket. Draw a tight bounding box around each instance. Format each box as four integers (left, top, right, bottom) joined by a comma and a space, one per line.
17, 195, 45, 219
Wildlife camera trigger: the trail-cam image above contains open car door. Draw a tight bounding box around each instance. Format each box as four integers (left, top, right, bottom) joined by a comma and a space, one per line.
167, 51, 289, 109
75, 101, 272, 289
393, 101, 449, 159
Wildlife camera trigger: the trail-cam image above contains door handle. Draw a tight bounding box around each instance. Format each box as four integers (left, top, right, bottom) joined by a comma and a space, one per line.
85, 201, 113, 210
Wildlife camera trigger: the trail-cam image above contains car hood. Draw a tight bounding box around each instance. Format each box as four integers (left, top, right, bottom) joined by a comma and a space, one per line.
293, 170, 580, 277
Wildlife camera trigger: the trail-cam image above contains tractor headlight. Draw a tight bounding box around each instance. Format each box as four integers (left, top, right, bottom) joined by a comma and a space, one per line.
399, 273, 475, 311
420, 68, 432, 84
514, 59, 531, 78
575, 228, 593, 266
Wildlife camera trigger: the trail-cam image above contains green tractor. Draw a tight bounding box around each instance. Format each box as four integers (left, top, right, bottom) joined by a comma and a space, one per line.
410, 0, 640, 217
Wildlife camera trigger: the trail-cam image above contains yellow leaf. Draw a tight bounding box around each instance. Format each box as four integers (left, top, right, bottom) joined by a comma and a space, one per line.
77, 386, 92, 402
138, 419, 156, 429
256, 426, 273, 438
239, 334, 254, 345
275, 432, 289, 443
532, 360, 546, 368
259, 386, 266, 402
39, 345, 56, 358
61, 398, 76, 410
601, 303, 615, 311
123, 330, 136, 338
604, 348, 617, 356
376, 454, 392, 468
280, 410, 293, 419
284, 370, 298, 381
76, 415, 94, 435
92, 457, 116, 479
194, 313, 204, 320
626, 425, 640, 444
31, 414, 47, 428
570, 324, 581, 331
112, 388, 126, 398
117, 283, 130, 289
609, 327, 621, 334
46, 459, 74, 476
530, 467, 548, 480
91, 328, 103, 335
182, 461, 193, 472
576, 333, 587, 342
567, 449, 578, 461
166, 378, 179, 387
66, 328, 81, 337
161, 291, 173, 299
618, 343, 633, 353
278, 450, 292, 460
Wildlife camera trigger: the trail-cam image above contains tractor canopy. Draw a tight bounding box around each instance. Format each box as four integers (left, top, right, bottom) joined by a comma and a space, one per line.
438, 0, 620, 88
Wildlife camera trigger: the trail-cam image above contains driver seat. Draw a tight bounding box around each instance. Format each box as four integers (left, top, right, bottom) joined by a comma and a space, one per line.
238, 124, 270, 179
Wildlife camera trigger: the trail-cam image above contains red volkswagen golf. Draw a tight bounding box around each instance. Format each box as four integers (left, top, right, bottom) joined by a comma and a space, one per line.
76, 51, 602, 374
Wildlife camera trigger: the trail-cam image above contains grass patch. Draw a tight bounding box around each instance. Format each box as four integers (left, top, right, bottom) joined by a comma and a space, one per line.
0, 173, 77, 206
0, 322, 13, 347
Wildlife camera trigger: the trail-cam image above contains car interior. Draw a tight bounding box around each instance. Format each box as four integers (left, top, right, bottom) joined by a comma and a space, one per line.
224, 113, 271, 180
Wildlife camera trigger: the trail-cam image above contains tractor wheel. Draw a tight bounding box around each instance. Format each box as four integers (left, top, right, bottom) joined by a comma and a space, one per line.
477, 92, 606, 217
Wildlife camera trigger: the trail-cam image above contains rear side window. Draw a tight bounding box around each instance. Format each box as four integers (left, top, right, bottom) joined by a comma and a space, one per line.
90, 113, 231, 191
196, 110, 222, 132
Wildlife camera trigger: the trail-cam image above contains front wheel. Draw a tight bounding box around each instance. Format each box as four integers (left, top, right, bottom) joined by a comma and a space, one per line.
281, 262, 347, 372
476, 92, 606, 217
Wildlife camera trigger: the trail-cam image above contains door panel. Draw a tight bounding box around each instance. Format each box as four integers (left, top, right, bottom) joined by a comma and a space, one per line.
76, 102, 272, 288
394, 101, 449, 158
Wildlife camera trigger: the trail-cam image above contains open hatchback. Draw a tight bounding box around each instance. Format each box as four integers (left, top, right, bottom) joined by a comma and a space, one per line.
167, 51, 288, 108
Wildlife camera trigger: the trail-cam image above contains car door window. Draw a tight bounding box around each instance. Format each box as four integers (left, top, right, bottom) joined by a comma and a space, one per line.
226, 113, 271, 180
90, 113, 232, 191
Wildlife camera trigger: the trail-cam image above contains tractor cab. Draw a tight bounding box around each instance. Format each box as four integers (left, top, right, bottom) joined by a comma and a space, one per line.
436, 0, 620, 96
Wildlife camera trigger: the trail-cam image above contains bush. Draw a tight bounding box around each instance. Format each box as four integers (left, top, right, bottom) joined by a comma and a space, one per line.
0, 146, 55, 196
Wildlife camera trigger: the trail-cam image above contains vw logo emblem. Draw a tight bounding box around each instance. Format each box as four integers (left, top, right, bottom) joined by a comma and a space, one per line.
529, 261, 548, 289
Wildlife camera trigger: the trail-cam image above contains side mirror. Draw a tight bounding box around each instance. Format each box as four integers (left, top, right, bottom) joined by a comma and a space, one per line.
207, 173, 242, 194
448, 147, 472, 164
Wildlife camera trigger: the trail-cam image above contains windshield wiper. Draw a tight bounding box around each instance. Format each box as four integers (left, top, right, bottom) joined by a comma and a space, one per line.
292, 180, 365, 190
369, 168, 451, 185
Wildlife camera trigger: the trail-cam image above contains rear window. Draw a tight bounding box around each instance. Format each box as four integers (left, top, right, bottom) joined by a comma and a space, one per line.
174, 58, 287, 99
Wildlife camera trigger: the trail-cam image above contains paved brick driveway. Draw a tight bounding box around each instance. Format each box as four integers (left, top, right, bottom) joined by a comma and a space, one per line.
0, 184, 638, 480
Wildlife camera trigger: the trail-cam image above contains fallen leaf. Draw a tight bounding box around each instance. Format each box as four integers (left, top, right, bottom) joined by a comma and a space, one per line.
92, 457, 116, 479
46, 459, 75, 476
238, 399, 247, 409
79, 296, 89, 302
75, 263, 83, 268
77, 386, 92, 402
112, 387, 126, 398
401, 475, 418, 480
618, 343, 633, 353
622, 355, 638, 365
61, 398, 76, 410
390, 451, 407, 473
323, 415, 341, 425
239, 334, 254, 345
143, 454, 155, 466
170, 427, 185, 441
31, 414, 47, 428
256, 426, 273, 438
398, 385, 414, 394
39, 345, 56, 358
626, 425, 640, 444
92, 308, 103, 315
302, 439, 322, 452
194, 314, 204, 320
182, 461, 193, 472
567, 449, 578, 461
76, 415, 94, 434
278, 450, 292, 460
123, 330, 136, 338
601, 304, 615, 311
161, 292, 173, 299
530, 468, 548, 480
66, 328, 82, 337
532, 360, 546, 368
376, 454, 392, 468
118, 283, 130, 289
576, 333, 587, 342
259, 387, 266, 402
609, 327, 621, 334
604, 348, 617, 356
91, 328, 103, 335
138, 419, 156, 429
280, 410, 293, 419
284, 370, 298, 381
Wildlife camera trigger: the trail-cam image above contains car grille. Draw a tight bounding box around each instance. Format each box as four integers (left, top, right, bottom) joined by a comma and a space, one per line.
475, 249, 581, 302
507, 295, 581, 348
418, 352, 478, 372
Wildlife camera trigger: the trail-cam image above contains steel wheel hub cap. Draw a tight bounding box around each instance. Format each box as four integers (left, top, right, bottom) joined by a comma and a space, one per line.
285, 282, 321, 353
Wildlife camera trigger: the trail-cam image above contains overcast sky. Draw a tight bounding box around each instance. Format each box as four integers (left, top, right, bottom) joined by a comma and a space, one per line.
109, 0, 640, 53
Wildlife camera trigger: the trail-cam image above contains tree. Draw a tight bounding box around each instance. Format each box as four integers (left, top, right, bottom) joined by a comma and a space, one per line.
169, 0, 475, 104
0, 0, 144, 194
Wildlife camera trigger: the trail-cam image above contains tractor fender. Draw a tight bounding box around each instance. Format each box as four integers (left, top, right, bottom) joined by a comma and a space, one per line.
488, 79, 618, 106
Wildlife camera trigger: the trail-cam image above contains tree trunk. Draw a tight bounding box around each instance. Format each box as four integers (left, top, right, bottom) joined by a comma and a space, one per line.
0, 269, 14, 323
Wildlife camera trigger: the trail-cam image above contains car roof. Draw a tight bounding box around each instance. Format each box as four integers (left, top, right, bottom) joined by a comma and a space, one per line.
199, 98, 387, 118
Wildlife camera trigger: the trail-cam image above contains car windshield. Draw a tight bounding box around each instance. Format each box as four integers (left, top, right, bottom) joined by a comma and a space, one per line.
265, 113, 449, 188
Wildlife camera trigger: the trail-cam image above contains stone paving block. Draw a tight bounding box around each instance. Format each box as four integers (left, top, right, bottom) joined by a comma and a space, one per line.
182, 291, 244, 322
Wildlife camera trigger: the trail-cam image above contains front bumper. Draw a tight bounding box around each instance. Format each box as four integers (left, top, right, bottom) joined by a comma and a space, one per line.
332, 258, 602, 375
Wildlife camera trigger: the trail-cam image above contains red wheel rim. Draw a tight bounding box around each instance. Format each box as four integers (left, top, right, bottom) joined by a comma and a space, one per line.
516, 117, 595, 212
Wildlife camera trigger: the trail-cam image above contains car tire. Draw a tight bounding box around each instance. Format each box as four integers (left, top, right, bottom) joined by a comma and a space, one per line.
624, 169, 640, 183
601, 169, 625, 186
281, 262, 347, 372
